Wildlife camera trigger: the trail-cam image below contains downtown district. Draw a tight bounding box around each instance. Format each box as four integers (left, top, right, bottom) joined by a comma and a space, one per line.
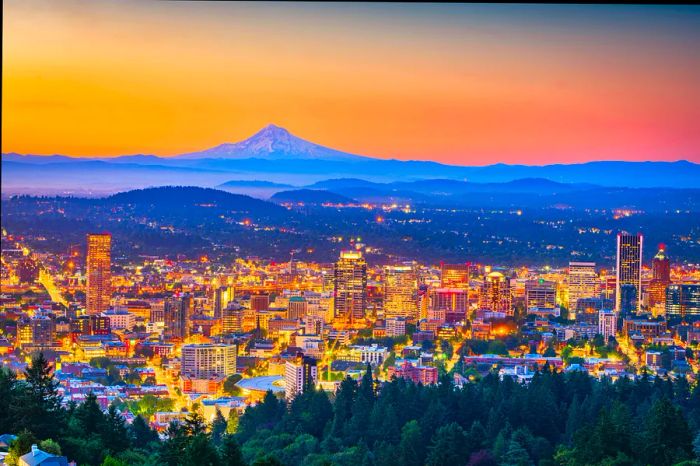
1, 228, 700, 441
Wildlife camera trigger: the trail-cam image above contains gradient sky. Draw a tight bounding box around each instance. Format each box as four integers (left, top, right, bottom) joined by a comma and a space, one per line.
3, 1, 700, 165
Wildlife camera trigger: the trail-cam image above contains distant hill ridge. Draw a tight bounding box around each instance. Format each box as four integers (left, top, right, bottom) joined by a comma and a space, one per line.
3, 125, 700, 190
105, 186, 285, 213
270, 189, 356, 204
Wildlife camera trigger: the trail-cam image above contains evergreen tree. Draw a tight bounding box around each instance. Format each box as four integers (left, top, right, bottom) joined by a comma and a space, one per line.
74, 392, 107, 434
468, 420, 487, 454
103, 404, 130, 454
211, 408, 228, 445
372, 440, 396, 466
0, 366, 18, 433
183, 434, 220, 466
501, 438, 532, 466
130, 414, 159, 449
397, 420, 424, 466
220, 434, 246, 466
330, 377, 357, 441
18, 353, 65, 439
159, 422, 189, 466
425, 422, 468, 466
184, 409, 208, 436
642, 397, 693, 466
251, 455, 283, 466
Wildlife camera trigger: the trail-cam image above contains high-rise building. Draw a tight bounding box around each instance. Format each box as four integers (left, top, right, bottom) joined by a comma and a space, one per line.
480, 272, 512, 315
250, 294, 270, 312
383, 265, 418, 319
649, 244, 671, 307
440, 263, 470, 289
385, 316, 407, 337
287, 296, 308, 320
525, 279, 557, 310
164, 293, 193, 338
616, 233, 643, 314
16, 316, 55, 348
666, 284, 700, 318
86, 233, 111, 315
568, 262, 598, 314
599, 310, 618, 341
181, 343, 237, 378
213, 286, 233, 319
430, 288, 468, 323
284, 353, 318, 400
333, 250, 367, 322
222, 305, 244, 334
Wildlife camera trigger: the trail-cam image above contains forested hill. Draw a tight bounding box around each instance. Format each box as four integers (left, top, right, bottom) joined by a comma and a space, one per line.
3, 354, 700, 466
105, 186, 286, 215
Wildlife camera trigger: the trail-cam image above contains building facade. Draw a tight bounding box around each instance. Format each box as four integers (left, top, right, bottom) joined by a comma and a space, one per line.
616, 233, 643, 314
480, 272, 512, 315
284, 353, 318, 400
383, 265, 418, 319
86, 233, 111, 315
333, 250, 367, 322
666, 284, 700, 318
568, 262, 598, 314
181, 343, 237, 378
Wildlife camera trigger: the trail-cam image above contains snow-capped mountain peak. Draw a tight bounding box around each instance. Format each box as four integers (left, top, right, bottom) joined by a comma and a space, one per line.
178, 125, 370, 161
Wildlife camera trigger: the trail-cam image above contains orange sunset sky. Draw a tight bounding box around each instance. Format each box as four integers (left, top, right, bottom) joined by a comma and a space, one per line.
3, 1, 700, 165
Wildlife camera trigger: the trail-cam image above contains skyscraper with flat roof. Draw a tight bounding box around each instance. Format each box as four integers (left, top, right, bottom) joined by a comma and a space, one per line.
440, 263, 470, 289
333, 250, 367, 322
480, 272, 512, 315
568, 262, 598, 315
383, 265, 418, 320
86, 233, 111, 315
616, 233, 643, 314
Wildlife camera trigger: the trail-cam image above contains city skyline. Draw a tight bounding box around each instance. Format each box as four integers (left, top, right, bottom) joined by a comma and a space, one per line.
3, 2, 700, 164
2, 3, 700, 466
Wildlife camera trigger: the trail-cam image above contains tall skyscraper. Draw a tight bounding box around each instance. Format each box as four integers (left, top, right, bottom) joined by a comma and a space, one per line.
649, 244, 671, 307
616, 233, 643, 314
440, 263, 470, 289
86, 233, 111, 315
164, 293, 193, 338
666, 284, 700, 318
333, 250, 367, 322
568, 262, 598, 314
383, 265, 418, 320
284, 353, 318, 400
213, 286, 233, 319
480, 272, 512, 315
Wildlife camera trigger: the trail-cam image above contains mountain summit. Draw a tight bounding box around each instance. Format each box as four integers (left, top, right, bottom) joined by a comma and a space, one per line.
178, 124, 370, 161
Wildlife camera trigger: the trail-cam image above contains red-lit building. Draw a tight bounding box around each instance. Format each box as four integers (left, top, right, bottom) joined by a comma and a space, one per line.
387, 361, 438, 385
